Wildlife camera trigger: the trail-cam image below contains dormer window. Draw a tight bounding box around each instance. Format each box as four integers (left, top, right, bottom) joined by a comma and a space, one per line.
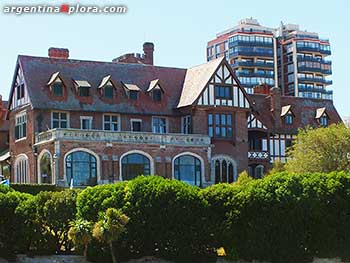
147, 79, 164, 102
130, 90, 138, 100
285, 114, 293, 125
315, 107, 329, 127
122, 83, 141, 100
47, 72, 64, 97
320, 115, 328, 127
104, 85, 114, 99
52, 83, 63, 96
281, 105, 294, 125
73, 80, 91, 97
98, 75, 116, 99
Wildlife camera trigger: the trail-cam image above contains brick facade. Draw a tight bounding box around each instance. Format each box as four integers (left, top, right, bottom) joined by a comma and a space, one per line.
5, 43, 342, 187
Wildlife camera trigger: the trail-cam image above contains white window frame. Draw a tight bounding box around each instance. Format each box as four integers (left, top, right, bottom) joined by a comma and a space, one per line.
103, 114, 121, 131
15, 111, 27, 142
152, 116, 168, 134
80, 116, 93, 130
51, 111, 69, 129
130, 118, 142, 132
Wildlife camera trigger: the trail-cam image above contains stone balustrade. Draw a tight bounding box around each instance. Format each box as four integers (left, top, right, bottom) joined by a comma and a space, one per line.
35, 128, 211, 147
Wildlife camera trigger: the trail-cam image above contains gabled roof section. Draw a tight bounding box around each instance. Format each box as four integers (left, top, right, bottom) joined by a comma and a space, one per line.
47, 72, 61, 85
98, 75, 112, 89
315, 107, 327, 119
122, 83, 141, 91
281, 105, 293, 117
73, 79, 91, 88
14, 55, 187, 115
177, 57, 225, 108
147, 79, 163, 92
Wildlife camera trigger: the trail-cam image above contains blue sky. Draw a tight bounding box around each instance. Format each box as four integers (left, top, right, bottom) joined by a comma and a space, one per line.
0, 0, 349, 117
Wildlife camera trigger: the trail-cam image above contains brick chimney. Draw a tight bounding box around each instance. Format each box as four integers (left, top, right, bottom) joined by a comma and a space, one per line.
253, 84, 270, 95
270, 87, 282, 128
143, 42, 154, 65
48, 47, 69, 59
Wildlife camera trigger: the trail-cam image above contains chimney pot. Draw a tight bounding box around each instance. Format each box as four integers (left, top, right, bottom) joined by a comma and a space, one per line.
48, 47, 69, 59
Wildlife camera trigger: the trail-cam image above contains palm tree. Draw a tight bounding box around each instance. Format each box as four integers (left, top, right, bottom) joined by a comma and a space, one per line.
68, 219, 93, 258
92, 208, 129, 263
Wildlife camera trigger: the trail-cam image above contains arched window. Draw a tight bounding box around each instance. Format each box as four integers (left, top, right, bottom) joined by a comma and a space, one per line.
212, 155, 237, 184
255, 165, 264, 179
121, 153, 150, 181
39, 152, 52, 184
65, 151, 97, 187
174, 154, 202, 186
15, 155, 29, 183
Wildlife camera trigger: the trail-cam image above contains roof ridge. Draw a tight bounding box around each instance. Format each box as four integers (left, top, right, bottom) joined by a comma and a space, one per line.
17, 55, 187, 71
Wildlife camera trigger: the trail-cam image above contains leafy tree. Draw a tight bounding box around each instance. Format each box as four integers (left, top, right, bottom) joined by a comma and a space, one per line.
269, 160, 285, 175
286, 124, 350, 173
93, 208, 129, 263
236, 171, 253, 185
68, 219, 93, 258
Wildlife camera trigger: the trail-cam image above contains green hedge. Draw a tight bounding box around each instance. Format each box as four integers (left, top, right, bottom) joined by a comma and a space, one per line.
10, 184, 65, 195
1, 173, 350, 262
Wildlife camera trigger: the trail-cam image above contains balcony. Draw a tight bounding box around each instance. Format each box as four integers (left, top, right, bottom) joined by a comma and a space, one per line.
248, 151, 269, 161
298, 77, 333, 85
297, 55, 332, 65
232, 61, 274, 68
298, 86, 333, 95
229, 40, 273, 48
297, 46, 331, 55
230, 49, 273, 58
298, 66, 332, 75
35, 129, 211, 147
236, 71, 274, 78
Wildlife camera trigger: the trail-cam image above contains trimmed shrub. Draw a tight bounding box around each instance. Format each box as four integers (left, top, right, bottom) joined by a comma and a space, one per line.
11, 183, 65, 195
16, 190, 78, 254
0, 190, 31, 257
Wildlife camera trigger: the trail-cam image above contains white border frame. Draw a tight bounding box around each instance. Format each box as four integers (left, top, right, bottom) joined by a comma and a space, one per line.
119, 150, 155, 181
51, 111, 70, 129
37, 150, 54, 184
14, 153, 29, 183
102, 113, 121, 131
151, 116, 169, 134
130, 118, 142, 132
80, 116, 93, 130
172, 152, 205, 187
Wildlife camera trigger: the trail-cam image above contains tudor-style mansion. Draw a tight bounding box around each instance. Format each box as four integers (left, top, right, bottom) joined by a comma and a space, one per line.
1, 43, 342, 187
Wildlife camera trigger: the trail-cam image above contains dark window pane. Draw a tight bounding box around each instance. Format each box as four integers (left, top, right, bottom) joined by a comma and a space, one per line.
104, 86, 113, 98
130, 91, 138, 100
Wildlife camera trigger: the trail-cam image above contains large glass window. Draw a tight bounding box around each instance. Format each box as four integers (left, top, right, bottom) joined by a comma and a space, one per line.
152, 117, 167, 133
208, 113, 233, 138
15, 112, 27, 140
121, 153, 150, 181
215, 86, 232, 100
66, 151, 97, 187
104, 114, 119, 131
174, 155, 201, 187
52, 112, 68, 129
